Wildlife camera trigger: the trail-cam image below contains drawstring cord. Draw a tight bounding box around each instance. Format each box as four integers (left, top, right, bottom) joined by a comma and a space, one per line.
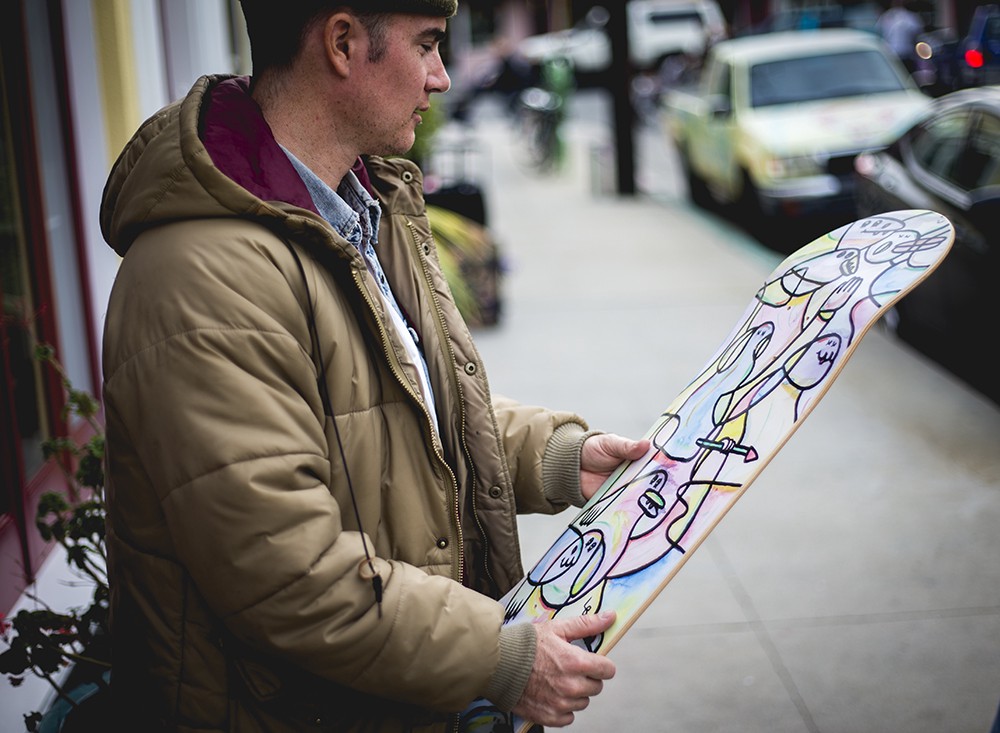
284, 240, 383, 618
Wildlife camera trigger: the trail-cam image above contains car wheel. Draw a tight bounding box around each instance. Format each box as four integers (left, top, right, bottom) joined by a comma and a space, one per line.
733, 171, 767, 240
679, 148, 713, 209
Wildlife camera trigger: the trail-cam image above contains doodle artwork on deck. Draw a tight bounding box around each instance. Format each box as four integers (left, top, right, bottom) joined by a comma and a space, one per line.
459, 210, 952, 733
496, 211, 951, 642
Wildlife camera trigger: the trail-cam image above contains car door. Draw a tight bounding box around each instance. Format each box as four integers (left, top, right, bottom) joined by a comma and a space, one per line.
896, 102, 1000, 400
908, 106, 994, 259
692, 60, 739, 200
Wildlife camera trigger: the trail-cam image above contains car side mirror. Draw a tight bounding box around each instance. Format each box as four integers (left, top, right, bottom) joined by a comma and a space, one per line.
709, 95, 732, 118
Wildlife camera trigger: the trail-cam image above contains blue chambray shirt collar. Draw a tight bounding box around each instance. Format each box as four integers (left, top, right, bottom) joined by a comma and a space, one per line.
277, 145, 441, 435
279, 145, 382, 250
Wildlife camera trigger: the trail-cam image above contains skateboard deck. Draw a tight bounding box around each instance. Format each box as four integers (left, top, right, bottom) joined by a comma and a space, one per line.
459, 210, 954, 733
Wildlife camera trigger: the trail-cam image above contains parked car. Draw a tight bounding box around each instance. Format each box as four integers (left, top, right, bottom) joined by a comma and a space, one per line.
663, 28, 930, 239
957, 4, 1000, 88
517, 0, 727, 79
853, 85, 1000, 403
916, 5, 1000, 95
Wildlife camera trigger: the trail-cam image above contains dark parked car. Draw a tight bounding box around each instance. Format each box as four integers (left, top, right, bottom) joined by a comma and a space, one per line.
958, 4, 1000, 88
854, 85, 1000, 404
913, 6, 1000, 96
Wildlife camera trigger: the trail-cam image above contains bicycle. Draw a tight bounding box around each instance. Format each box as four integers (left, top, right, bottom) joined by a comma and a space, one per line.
514, 86, 563, 171
513, 56, 574, 173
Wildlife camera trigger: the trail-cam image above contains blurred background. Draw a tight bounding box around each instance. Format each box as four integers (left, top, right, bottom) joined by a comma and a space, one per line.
1, 1, 998, 731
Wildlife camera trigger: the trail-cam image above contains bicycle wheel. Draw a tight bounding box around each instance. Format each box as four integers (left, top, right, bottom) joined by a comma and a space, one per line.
513, 88, 561, 173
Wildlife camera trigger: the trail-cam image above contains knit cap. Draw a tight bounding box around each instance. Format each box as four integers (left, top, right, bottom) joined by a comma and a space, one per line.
364, 0, 457, 15
241, 0, 456, 18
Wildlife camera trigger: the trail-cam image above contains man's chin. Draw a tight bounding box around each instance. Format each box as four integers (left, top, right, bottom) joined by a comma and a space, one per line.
366, 137, 417, 160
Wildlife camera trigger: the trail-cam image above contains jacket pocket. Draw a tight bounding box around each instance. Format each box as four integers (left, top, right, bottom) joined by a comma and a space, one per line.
230, 654, 351, 730
229, 652, 447, 733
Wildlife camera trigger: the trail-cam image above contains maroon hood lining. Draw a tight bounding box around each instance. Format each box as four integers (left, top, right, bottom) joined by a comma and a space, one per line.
200, 76, 376, 213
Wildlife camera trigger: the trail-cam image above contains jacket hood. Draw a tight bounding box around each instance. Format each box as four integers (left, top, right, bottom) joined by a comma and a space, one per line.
101, 75, 327, 257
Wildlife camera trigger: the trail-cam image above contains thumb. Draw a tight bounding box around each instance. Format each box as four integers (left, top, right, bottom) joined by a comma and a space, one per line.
623, 438, 651, 460
555, 610, 617, 642
594, 434, 650, 462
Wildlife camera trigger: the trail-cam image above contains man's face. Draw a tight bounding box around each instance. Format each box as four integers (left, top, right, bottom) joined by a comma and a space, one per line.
354, 14, 451, 156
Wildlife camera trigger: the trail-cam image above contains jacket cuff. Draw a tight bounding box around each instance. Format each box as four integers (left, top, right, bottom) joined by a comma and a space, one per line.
485, 623, 537, 711
542, 424, 602, 508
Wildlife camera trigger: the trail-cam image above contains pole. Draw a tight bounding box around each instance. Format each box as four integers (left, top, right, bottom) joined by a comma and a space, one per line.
607, 1, 635, 195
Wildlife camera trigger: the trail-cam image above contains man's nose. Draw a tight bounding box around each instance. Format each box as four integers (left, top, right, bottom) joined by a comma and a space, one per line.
430, 56, 451, 94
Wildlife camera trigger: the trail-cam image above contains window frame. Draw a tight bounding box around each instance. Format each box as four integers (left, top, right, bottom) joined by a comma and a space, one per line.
0, 0, 95, 616
902, 105, 983, 210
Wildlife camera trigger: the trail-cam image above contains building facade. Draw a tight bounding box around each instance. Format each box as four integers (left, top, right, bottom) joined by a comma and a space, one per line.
0, 1, 241, 726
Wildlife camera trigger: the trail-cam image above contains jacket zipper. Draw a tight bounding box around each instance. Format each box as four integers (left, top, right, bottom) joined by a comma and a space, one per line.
405, 218, 499, 593
348, 260, 467, 586
288, 211, 482, 731
407, 218, 498, 733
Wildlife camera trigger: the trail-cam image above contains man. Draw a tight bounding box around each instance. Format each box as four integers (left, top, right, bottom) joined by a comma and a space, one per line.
876, 0, 923, 72
100, 1, 649, 731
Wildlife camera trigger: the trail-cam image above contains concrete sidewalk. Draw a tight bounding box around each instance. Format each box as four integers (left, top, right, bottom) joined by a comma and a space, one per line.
444, 98, 1000, 733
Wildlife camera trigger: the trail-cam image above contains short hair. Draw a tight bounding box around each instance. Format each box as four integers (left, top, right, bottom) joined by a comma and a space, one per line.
239, 2, 390, 74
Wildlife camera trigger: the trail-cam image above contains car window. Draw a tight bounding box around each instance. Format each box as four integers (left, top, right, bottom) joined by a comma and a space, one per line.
648, 10, 705, 26
909, 109, 1000, 191
961, 112, 1000, 189
749, 50, 907, 107
985, 13, 1000, 43
909, 109, 973, 188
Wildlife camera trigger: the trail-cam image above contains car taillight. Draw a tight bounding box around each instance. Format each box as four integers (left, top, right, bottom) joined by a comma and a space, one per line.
965, 48, 985, 68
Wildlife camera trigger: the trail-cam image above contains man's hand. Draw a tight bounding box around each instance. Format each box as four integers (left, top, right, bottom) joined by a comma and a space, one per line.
512, 612, 618, 728
580, 434, 650, 500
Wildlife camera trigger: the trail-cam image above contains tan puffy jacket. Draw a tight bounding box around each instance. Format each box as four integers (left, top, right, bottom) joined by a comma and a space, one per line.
100, 75, 589, 732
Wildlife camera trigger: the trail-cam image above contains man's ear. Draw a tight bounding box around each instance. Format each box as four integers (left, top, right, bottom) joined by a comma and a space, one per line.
323, 13, 355, 76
